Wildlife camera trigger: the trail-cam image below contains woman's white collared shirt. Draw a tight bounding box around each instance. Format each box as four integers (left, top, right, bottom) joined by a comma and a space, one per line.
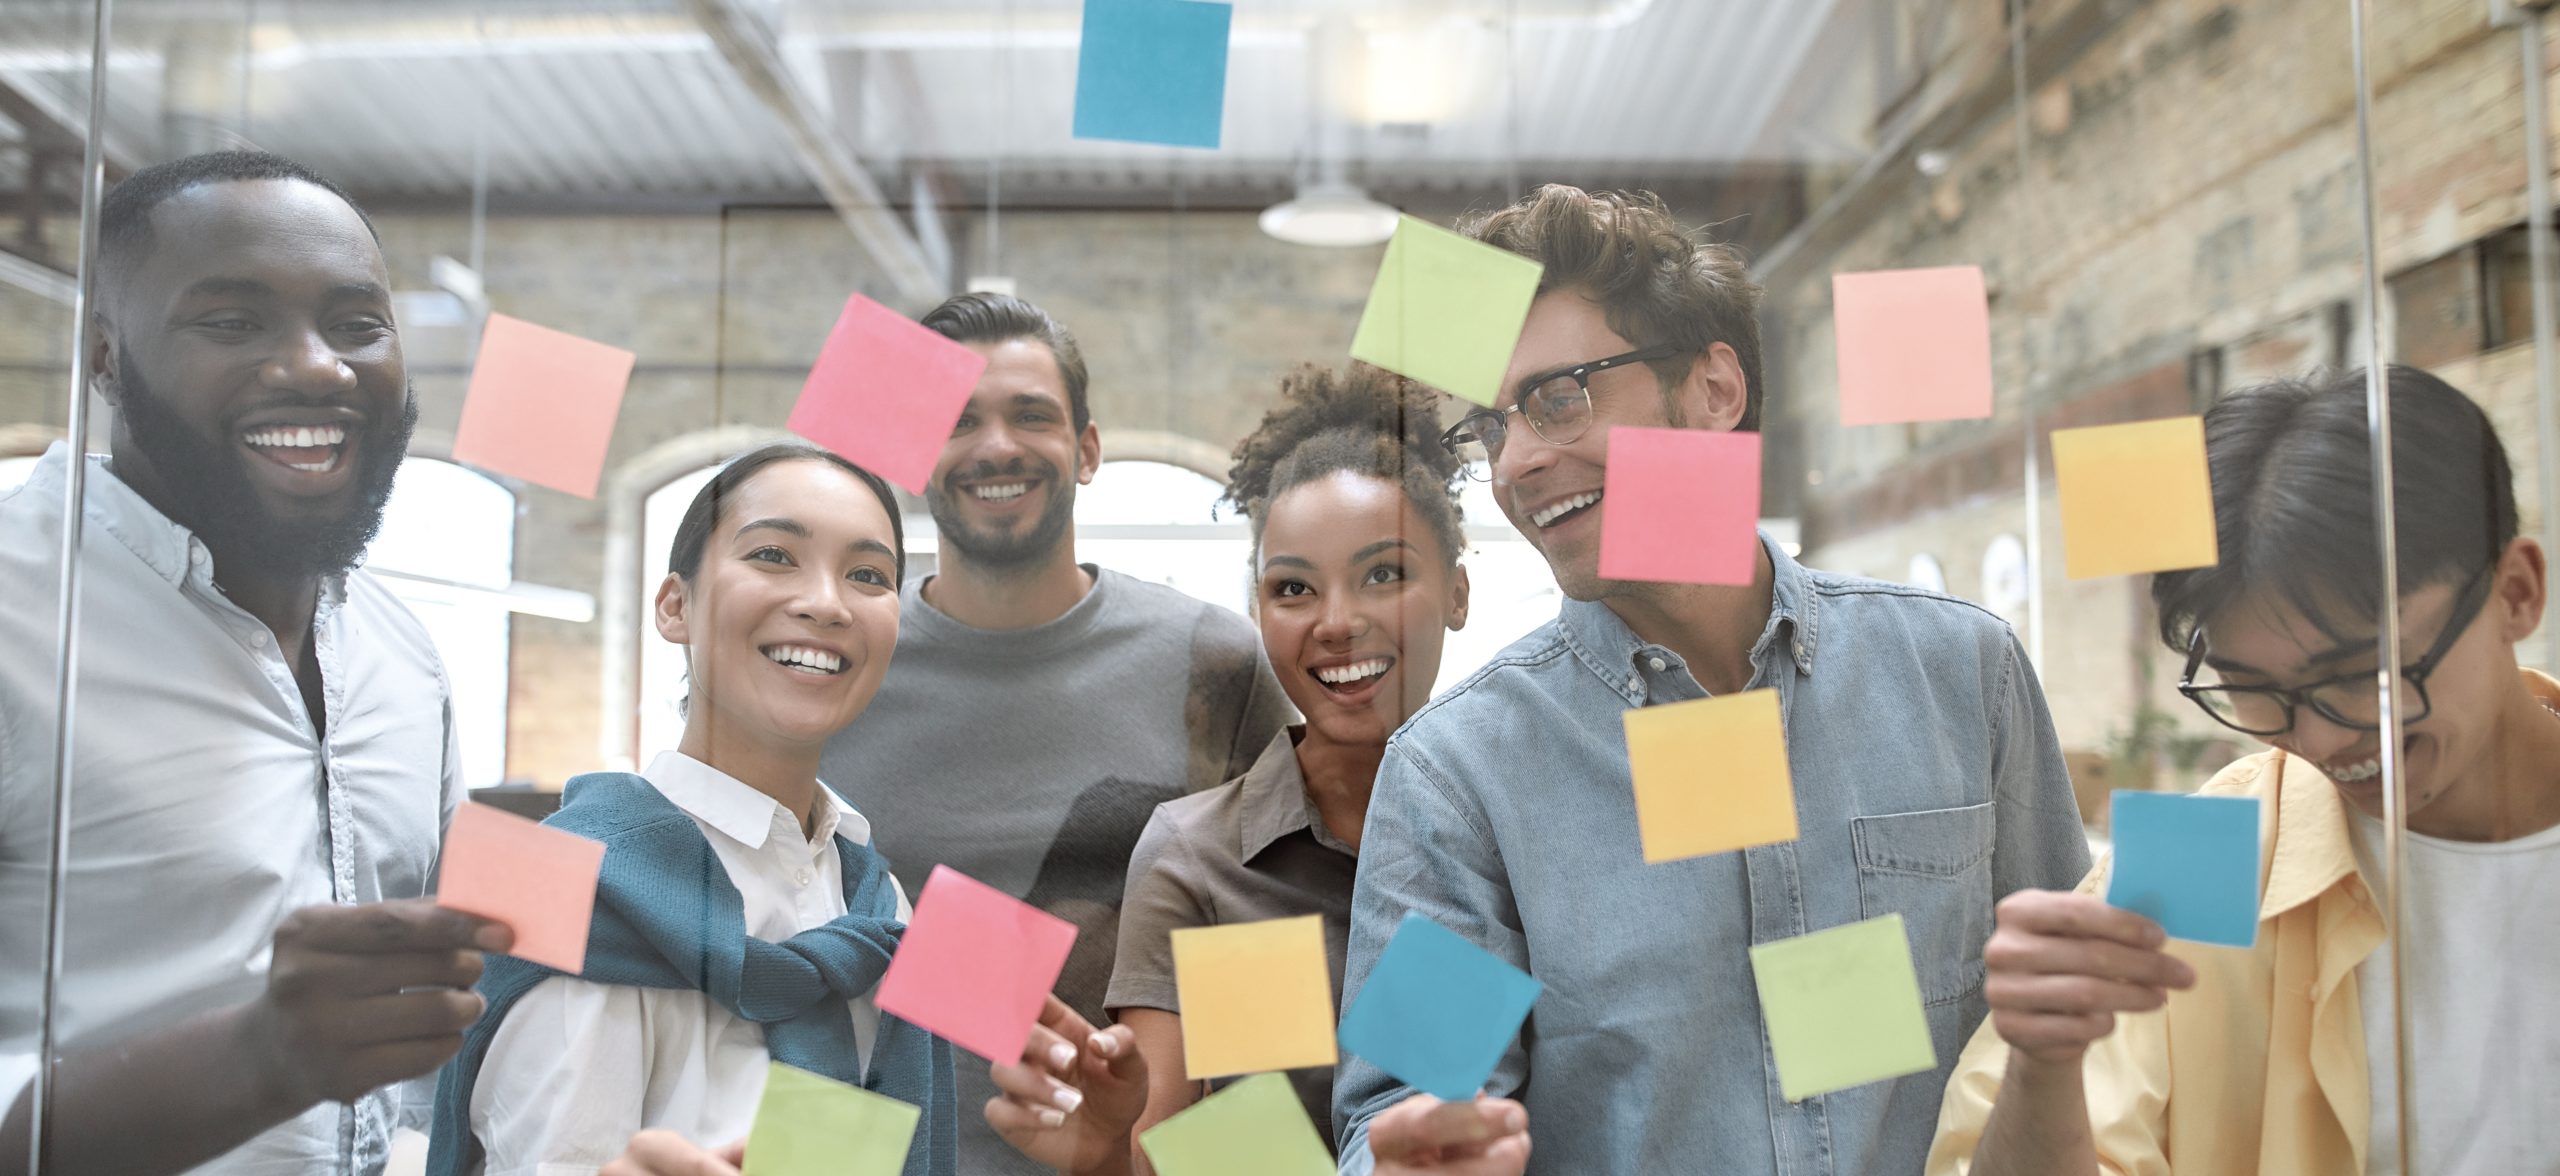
468, 751, 910, 1176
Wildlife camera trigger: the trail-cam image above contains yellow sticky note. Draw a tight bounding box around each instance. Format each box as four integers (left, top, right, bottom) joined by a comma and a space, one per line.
1348, 216, 1545, 408
1622, 691, 1798, 864
1171, 915, 1338, 1079
2052, 415, 2220, 580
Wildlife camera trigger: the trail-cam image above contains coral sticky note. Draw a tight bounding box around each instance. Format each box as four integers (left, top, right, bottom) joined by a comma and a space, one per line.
1336, 912, 1541, 1101
452, 314, 636, 498
1750, 914, 1938, 1102
1072, 0, 1233, 149
786, 293, 991, 496
743, 1062, 920, 1176
1138, 1072, 1334, 1176
874, 866, 1078, 1063
436, 802, 607, 974
2106, 791, 2262, 948
2052, 415, 2220, 580
1832, 265, 1997, 426
1623, 690, 1798, 864
1172, 915, 1337, 1079
1348, 216, 1544, 408
1596, 427, 1763, 586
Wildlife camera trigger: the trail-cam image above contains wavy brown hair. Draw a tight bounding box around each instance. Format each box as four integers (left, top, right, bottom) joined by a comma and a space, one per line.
1456, 184, 1764, 431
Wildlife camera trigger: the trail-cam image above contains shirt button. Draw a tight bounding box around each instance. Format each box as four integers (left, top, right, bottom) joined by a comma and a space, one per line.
1647, 656, 1668, 672
251, 630, 270, 648
1627, 674, 1643, 694
794, 869, 813, 887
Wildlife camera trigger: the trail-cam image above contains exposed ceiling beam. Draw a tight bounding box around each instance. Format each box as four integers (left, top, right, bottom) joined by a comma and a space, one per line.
683, 0, 943, 308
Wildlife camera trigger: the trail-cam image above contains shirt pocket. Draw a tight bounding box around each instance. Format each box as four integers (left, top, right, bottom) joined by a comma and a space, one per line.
1851, 801, 1995, 1007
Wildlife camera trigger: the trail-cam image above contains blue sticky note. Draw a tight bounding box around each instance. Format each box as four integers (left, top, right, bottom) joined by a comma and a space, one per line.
2104, 790, 2261, 948
1336, 912, 1542, 1100
1072, 0, 1232, 149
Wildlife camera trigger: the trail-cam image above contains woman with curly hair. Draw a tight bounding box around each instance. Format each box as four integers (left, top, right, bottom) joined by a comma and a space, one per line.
1103, 365, 1531, 1174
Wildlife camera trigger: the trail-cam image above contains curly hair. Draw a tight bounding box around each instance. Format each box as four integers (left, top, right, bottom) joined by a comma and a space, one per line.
1222, 363, 1466, 567
1455, 185, 1764, 432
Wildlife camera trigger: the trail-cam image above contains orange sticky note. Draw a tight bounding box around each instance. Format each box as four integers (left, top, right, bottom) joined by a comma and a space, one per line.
875, 866, 1079, 1063
1831, 265, 1996, 426
436, 802, 607, 973
452, 314, 637, 498
2052, 415, 2220, 580
1171, 915, 1337, 1079
1622, 690, 1797, 864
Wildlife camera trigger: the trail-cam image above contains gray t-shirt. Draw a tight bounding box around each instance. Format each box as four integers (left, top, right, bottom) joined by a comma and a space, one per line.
821, 565, 1291, 1175
1107, 727, 1358, 1149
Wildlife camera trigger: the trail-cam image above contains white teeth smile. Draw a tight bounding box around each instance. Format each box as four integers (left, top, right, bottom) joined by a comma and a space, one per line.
1530, 491, 1601, 529
2328, 758, 2381, 783
763, 645, 846, 675
243, 424, 349, 450
972, 482, 1031, 502
1315, 658, 1391, 686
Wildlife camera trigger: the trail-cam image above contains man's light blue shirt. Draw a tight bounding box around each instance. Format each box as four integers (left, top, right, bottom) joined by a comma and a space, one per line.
1332, 534, 2091, 1175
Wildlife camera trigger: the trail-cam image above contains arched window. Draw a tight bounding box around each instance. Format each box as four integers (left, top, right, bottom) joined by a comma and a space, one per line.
368, 458, 515, 789
635, 462, 721, 761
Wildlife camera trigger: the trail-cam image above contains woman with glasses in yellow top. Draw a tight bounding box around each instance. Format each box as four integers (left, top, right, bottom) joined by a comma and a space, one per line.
1929, 366, 2560, 1176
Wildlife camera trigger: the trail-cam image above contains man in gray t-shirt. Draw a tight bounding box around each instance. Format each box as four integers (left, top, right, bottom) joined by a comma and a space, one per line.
821, 293, 1290, 1175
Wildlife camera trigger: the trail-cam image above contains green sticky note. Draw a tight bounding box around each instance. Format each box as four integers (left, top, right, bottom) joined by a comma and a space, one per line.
1748, 914, 1938, 1102
1348, 216, 1545, 408
743, 1061, 920, 1176
1138, 1072, 1333, 1176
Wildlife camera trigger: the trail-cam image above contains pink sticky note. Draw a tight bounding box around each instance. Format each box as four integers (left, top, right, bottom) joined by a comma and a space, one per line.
875, 866, 1078, 1063
786, 294, 992, 495
452, 314, 637, 498
1832, 265, 1996, 426
436, 802, 607, 974
1597, 428, 1762, 586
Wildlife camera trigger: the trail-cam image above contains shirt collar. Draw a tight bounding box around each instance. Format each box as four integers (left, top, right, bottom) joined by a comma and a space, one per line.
24, 443, 349, 603
1558, 530, 1814, 701
1235, 727, 1350, 862
641, 750, 862, 851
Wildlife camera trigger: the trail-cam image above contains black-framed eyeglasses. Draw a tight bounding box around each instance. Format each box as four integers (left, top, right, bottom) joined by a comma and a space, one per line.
2177, 564, 2496, 736
1438, 345, 1693, 480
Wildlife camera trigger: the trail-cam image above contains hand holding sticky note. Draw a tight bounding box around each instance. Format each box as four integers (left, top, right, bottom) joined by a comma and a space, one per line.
1831, 265, 1997, 426
452, 314, 637, 499
2105, 790, 2261, 947
1623, 690, 1798, 863
743, 1061, 919, 1176
1172, 915, 1337, 1078
1749, 913, 1937, 1102
787, 294, 991, 495
1348, 216, 1545, 408
1138, 1072, 1333, 1176
1072, 0, 1233, 149
874, 865, 1078, 1063
1596, 427, 1763, 587
435, 802, 606, 974
2051, 415, 2220, 580
1336, 912, 1541, 1101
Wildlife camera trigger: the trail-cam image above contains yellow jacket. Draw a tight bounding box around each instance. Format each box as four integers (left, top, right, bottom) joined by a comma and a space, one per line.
1929, 669, 2560, 1173
1926, 744, 2383, 1175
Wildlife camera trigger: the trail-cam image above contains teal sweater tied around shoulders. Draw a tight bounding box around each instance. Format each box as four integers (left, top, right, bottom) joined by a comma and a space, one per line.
425, 771, 957, 1176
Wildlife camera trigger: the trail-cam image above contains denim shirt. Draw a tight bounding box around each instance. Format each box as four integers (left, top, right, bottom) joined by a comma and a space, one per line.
1332, 535, 2091, 1176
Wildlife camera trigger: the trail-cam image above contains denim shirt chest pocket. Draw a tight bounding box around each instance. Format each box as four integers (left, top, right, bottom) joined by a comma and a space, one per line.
1850, 802, 1996, 1006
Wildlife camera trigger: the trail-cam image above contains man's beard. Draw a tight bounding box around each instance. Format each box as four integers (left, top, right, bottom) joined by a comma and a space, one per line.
926, 457, 1078, 571
116, 364, 417, 582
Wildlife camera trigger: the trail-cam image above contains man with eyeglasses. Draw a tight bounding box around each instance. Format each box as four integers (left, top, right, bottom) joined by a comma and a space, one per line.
1930, 366, 2560, 1176
1328, 185, 2092, 1175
